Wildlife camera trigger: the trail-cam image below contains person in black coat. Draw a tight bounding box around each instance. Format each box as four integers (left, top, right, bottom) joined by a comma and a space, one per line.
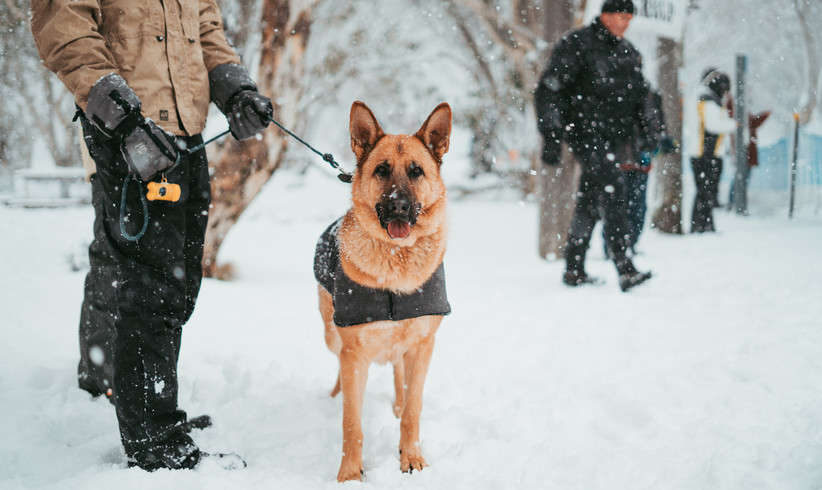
535, 0, 653, 292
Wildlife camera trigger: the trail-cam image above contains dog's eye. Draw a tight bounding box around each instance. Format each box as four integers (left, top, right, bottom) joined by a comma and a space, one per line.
408, 163, 424, 179
374, 162, 390, 179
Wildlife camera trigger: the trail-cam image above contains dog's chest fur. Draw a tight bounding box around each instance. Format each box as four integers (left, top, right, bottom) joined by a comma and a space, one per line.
314, 217, 450, 327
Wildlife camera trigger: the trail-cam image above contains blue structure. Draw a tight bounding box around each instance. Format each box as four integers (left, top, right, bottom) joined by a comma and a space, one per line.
755, 130, 822, 190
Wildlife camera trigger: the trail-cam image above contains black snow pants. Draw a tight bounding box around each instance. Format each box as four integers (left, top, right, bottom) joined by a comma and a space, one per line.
691, 156, 722, 232
77, 175, 117, 398
79, 117, 210, 457
564, 145, 636, 276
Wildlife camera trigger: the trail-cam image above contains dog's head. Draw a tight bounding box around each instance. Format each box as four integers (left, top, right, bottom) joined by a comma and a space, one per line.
348, 101, 451, 243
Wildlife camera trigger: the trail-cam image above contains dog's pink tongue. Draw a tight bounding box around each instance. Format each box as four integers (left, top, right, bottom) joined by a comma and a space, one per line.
387, 220, 411, 239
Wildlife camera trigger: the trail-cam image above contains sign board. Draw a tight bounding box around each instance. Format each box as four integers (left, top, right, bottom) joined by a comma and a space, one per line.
584, 0, 686, 41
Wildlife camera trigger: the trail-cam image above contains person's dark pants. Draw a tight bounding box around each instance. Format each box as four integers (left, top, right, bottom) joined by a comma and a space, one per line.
77, 177, 117, 397
691, 156, 722, 232
565, 157, 636, 277
625, 170, 648, 247
710, 157, 723, 208
602, 169, 648, 255
79, 117, 210, 457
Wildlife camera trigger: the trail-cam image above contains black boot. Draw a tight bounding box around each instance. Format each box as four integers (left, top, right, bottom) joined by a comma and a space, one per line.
563, 240, 600, 286
563, 269, 602, 286
616, 259, 652, 292
619, 270, 652, 291
128, 434, 201, 471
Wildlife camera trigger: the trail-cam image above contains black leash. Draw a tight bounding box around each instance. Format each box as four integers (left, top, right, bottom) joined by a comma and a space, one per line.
119, 175, 150, 241
181, 117, 353, 183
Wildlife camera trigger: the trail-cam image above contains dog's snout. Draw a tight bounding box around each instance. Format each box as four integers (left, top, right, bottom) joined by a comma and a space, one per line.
376, 191, 419, 230
388, 196, 411, 215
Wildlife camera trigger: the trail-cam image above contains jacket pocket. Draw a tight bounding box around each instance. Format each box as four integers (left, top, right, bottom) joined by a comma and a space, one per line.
180, 0, 199, 42
99, 0, 162, 40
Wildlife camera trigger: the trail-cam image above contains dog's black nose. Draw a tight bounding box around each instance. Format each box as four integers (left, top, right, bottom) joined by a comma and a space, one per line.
388, 197, 411, 215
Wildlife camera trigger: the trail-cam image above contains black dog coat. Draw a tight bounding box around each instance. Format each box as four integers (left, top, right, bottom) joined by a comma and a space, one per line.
314, 218, 451, 327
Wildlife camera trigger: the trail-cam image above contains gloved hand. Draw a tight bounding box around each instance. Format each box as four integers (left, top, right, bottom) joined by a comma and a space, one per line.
86, 73, 178, 181
658, 135, 679, 155
224, 90, 273, 141
541, 136, 561, 166
85, 72, 142, 140
121, 119, 179, 181
209, 63, 272, 141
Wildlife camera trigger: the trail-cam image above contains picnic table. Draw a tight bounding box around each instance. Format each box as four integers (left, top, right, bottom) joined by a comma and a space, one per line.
3, 167, 90, 207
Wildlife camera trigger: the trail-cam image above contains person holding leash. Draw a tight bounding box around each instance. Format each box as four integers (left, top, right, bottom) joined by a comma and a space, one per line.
535, 0, 654, 291
31, 0, 271, 471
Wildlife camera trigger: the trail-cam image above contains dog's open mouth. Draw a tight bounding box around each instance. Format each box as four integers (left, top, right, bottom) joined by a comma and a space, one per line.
387, 220, 411, 240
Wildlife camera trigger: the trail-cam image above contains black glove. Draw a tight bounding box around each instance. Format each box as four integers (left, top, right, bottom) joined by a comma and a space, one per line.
224, 90, 273, 141
541, 136, 561, 166
86, 73, 178, 181
86, 73, 142, 140
209, 63, 272, 141
121, 119, 179, 181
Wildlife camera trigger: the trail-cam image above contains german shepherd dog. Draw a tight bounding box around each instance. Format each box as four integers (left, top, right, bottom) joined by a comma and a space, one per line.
314, 101, 452, 482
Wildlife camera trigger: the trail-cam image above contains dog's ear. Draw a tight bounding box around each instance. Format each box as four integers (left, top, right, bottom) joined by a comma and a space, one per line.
416, 103, 452, 163
350, 101, 384, 164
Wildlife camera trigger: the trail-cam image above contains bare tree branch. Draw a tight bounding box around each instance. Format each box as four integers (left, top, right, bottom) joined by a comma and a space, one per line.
4, 0, 28, 23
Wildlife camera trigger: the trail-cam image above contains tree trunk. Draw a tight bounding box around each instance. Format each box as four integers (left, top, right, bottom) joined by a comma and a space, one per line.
651, 37, 684, 234
795, 0, 820, 125
537, 144, 580, 259
202, 0, 318, 278
535, 0, 577, 259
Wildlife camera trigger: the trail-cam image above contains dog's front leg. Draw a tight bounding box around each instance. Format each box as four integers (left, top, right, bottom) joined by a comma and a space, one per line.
392, 357, 405, 418
337, 346, 369, 482
399, 334, 435, 473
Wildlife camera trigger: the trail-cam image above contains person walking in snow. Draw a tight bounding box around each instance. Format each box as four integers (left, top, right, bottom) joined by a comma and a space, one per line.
534, 0, 653, 292
602, 88, 671, 257
689, 68, 736, 232
31, 0, 272, 471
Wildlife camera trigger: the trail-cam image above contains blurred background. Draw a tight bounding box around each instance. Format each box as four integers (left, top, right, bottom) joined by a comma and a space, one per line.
1, 0, 820, 256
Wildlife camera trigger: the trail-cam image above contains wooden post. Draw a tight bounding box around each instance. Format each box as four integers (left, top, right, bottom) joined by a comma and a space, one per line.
650, 37, 684, 234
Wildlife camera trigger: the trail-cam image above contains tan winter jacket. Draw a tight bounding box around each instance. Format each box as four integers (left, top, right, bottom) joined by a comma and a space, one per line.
31, 0, 241, 139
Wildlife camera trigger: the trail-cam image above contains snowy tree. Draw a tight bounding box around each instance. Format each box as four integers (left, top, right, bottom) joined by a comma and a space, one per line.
1, 0, 79, 171
299, 0, 477, 170
0, 2, 27, 180
202, 0, 321, 278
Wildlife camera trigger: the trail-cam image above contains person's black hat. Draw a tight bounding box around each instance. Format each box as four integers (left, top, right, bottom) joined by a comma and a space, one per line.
601, 0, 635, 14
702, 68, 731, 97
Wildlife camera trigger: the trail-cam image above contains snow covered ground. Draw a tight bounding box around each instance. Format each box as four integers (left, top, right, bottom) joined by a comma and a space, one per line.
2, 150, 822, 489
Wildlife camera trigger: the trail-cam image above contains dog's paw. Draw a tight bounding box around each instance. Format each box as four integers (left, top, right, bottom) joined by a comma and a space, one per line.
400, 449, 428, 474
393, 402, 403, 418
336, 463, 363, 482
